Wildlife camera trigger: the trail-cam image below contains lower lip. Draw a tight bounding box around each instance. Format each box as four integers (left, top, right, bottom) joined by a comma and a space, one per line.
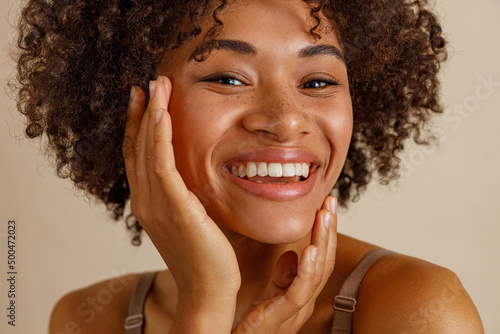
225, 168, 317, 200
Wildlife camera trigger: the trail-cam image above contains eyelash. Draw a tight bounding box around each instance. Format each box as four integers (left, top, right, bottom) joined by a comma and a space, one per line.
203, 73, 244, 86
202, 73, 339, 89
300, 78, 339, 89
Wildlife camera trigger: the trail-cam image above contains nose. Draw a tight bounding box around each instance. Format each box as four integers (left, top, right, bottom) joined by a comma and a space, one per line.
242, 87, 313, 143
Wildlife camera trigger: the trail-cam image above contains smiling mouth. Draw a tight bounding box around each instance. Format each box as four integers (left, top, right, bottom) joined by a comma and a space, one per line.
229, 162, 311, 184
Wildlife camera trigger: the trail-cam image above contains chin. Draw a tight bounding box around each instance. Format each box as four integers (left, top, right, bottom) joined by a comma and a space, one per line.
210, 204, 317, 245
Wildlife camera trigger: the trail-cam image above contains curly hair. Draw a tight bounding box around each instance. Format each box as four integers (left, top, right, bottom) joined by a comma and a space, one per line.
15, 0, 447, 245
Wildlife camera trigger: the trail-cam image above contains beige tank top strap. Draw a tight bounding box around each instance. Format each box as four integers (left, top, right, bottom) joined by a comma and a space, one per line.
124, 271, 159, 334
331, 249, 394, 334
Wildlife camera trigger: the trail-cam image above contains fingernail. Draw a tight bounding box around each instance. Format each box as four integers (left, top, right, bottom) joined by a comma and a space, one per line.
324, 211, 332, 229
149, 80, 157, 99
155, 108, 162, 124
330, 197, 337, 213
310, 247, 317, 262
158, 75, 164, 83
129, 86, 136, 102
160, 75, 169, 93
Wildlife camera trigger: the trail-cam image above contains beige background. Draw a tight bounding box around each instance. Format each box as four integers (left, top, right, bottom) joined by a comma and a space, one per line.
1, 0, 499, 333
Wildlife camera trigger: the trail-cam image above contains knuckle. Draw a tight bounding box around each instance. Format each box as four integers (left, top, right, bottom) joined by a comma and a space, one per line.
153, 126, 171, 142
312, 272, 323, 287
152, 163, 168, 179
122, 137, 134, 158
124, 114, 133, 128
244, 309, 266, 333
145, 147, 155, 163
305, 304, 315, 319
125, 113, 139, 127
293, 303, 315, 328
286, 294, 308, 311
325, 260, 336, 276
291, 298, 307, 311
124, 162, 136, 175
238, 319, 256, 334
299, 264, 315, 281
129, 200, 145, 222
133, 138, 145, 155
151, 156, 171, 180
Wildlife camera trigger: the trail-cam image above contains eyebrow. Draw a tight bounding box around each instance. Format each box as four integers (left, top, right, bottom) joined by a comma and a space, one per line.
188, 40, 257, 61
188, 39, 345, 63
298, 44, 346, 63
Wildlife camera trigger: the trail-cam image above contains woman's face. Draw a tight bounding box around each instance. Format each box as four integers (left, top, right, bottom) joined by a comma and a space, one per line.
160, 0, 352, 244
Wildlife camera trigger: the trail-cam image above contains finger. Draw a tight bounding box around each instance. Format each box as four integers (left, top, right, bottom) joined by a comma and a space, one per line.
322, 195, 336, 212
233, 203, 337, 334
309, 209, 332, 293
324, 197, 338, 278
272, 210, 334, 323
271, 205, 332, 312
133, 81, 159, 198
145, 76, 189, 202
234, 205, 335, 332
123, 86, 146, 197
263, 245, 317, 324
273, 209, 331, 316
233, 245, 318, 334
317, 196, 337, 279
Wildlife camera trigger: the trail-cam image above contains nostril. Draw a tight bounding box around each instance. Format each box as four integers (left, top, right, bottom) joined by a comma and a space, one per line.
241, 97, 313, 142
254, 127, 283, 141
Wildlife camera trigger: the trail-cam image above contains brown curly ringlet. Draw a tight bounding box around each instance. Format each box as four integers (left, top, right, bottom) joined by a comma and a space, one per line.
15, 0, 447, 245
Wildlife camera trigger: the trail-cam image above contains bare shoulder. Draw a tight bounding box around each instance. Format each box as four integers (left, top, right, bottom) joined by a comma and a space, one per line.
49, 273, 139, 334
354, 251, 484, 333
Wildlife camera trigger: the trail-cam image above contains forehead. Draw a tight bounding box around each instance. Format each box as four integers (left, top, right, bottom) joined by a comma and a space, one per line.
220, 0, 319, 33
163, 0, 342, 65
220, 0, 339, 44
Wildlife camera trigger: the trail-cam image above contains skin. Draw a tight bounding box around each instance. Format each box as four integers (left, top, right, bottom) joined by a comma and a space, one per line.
48, 1, 485, 333
159, 0, 352, 246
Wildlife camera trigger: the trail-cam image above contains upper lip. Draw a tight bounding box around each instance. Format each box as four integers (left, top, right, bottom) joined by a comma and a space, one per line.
224, 148, 322, 169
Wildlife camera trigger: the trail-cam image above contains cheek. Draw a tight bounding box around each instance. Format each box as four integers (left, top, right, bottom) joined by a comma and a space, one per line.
168, 90, 219, 151
331, 109, 353, 156
315, 95, 353, 154
167, 90, 237, 185
332, 96, 353, 145
169, 89, 236, 134
167, 92, 208, 186
314, 97, 353, 187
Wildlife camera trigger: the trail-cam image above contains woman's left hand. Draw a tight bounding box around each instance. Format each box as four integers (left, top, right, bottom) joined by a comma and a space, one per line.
232, 196, 337, 334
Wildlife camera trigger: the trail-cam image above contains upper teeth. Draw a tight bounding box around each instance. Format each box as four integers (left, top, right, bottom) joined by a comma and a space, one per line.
231, 162, 310, 178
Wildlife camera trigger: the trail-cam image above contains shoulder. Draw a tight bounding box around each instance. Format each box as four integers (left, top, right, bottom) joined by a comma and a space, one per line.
353, 251, 484, 333
48, 273, 140, 334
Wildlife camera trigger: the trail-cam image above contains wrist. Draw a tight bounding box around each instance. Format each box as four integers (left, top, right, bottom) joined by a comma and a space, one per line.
169, 294, 237, 334
176, 276, 241, 301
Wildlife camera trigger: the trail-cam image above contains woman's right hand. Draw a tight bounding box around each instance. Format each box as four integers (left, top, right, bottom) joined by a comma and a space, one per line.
123, 76, 241, 329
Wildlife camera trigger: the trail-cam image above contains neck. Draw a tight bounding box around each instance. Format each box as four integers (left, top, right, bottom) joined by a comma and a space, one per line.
220, 227, 311, 327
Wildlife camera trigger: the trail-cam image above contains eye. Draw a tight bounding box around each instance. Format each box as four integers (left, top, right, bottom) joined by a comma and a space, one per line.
204, 74, 245, 86
300, 78, 339, 89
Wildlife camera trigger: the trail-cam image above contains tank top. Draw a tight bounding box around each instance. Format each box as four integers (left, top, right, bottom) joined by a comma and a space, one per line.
124, 249, 393, 334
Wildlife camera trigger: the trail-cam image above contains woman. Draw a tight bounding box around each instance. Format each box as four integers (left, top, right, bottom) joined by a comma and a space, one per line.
16, 0, 483, 332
